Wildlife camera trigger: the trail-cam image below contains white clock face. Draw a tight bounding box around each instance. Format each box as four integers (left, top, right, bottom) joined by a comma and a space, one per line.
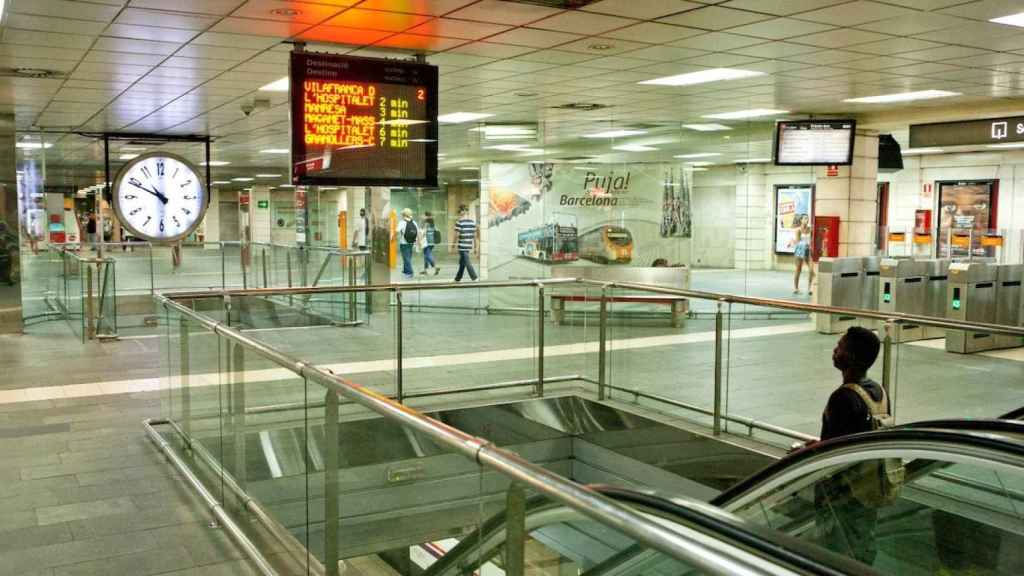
114, 154, 205, 242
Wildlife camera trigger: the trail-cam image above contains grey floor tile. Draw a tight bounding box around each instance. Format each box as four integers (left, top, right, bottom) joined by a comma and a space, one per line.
35, 496, 139, 526
51, 544, 194, 576
0, 523, 74, 554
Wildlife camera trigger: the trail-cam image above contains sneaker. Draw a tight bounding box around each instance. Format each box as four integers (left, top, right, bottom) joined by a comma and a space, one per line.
434, 268, 440, 275
419, 270, 427, 275
793, 290, 802, 295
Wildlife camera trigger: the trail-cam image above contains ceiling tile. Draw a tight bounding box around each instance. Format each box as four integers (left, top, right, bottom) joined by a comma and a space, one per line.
297, 25, 391, 45
658, 6, 774, 29
944, 52, 1024, 67
104, 23, 199, 43
514, 50, 598, 65
531, 11, 636, 34
729, 41, 820, 58
163, 55, 240, 70
793, 28, 890, 48
405, 18, 512, 40
783, 49, 867, 65
580, 55, 657, 70
374, 34, 467, 51
600, 22, 704, 43
625, 44, 708, 60
938, 0, 1024, 20
485, 28, 582, 48
115, 8, 220, 30
92, 36, 183, 55
445, 0, 564, 26
210, 17, 313, 37
795, 1, 917, 25
230, 0, 350, 24
447, 42, 537, 59
848, 37, 943, 55
190, 31, 280, 49
10, 0, 121, 22
84, 50, 166, 66
176, 43, 261, 61
726, 17, 835, 39
127, 0, 248, 16
669, 32, 764, 51
582, 0, 703, 19
855, 12, 966, 35
5, 14, 107, 35
0, 45, 86, 61
681, 52, 762, 66
899, 45, 992, 61
2, 29, 99, 50
323, 8, 432, 32
557, 37, 649, 55
354, 0, 475, 14
720, 0, 849, 15
879, 0, 968, 8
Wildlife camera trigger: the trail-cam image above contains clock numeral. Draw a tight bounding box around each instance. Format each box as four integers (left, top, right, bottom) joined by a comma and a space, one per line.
183, 195, 196, 200
180, 179, 192, 188
181, 207, 191, 216
143, 216, 152, 227
172, 216, 181, 228
159, 219, 165, 232
173, 167, 179, 178
129, 177, 143, 188
141, 166, 152, 180
124, 194, 137, 200
156, 160, 165, 177
130, 208, 143, 216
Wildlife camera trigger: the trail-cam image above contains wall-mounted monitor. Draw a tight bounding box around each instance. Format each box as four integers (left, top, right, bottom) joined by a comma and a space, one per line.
290, 51, 438, 187
774, 120, 856, 166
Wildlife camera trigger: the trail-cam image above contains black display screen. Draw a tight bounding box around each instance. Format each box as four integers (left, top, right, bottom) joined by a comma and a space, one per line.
290, 51, 438, 187
774, 120, 856, 166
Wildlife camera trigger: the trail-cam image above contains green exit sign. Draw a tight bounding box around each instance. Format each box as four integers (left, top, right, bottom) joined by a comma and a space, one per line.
952, 299, 961, 310
257, 200, 269, 209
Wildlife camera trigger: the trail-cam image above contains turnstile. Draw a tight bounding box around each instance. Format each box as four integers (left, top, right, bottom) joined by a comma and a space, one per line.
994, 264, 1023, 350
878, 258, 927, 342
946, 262, 997, 353
815, 257, 862, 334
923, 259, 950, 339
860, 256, 881, 330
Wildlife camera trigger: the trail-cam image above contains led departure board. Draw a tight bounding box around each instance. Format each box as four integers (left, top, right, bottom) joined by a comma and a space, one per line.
774, 120, 856, 166
290, 51, 438, 186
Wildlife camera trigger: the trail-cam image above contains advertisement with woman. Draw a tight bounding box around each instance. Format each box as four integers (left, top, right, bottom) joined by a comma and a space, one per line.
774, 185, 814, 254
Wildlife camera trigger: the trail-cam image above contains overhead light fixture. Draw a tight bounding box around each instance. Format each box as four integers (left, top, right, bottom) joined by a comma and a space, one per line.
320, 187, 338, 190
613, 144, 658, 152
682, 124, 732, 132
902, 148, 943, 154
232, 177, 254, 182
203, 160, 230, 166
119, 154, 139, 160
986, 142, 1024, 149
461, 178, 480, 183
588, 43, 614, 51
990, 12, 1024, 27
260, 148, 289, 154
212, 181, 231, 185
484, 144, 532, 151
260, 76, 289, 92
690, 167, 709, 172
639, 68, 764, 87
687, 161, 715, 166
255, 173, 281, 178
703, 109, 788, 120
120, 147, 146, 152
16, 142, 52, 149
437, 112, 494, 124
843, 90, 959, 103
378, 119, 429, 126
409, 139, 437, 143
460, 166, 479, 171
469, 125, 537, 140
277, 184, 295, 188
582, 129, 647, 139
674, 153, 721, 159
734, 158, 772, 163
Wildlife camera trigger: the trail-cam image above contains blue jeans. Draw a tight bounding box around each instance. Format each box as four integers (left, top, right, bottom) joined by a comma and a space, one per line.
422, 245, 436, 270
399, 243, 413, 277
455, 250, 477, 281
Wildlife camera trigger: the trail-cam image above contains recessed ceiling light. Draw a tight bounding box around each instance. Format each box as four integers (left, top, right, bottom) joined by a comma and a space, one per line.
212, 181, 231, 185
16, 142, 52, 149
588, 43, 614, 51
277, 184, 295, 188
260, 76, 289, 92
438, 112, 494, 124
582, 129, 647, 139
690, 167, 709, 172
232, 177, 254, 181
639, 68, 764, 87
461, 178, 480, 183
484, 144, 532, 151
256, 173, 281, 178
460, 166, 479, 171
613, 144, 658, 152
674, 153, 721, 159
469, 125, 536, 139
260, 148, 289, 154
203, 161, 230, 166
986, 142, 1024, 149
902, 148, 943, 154
320, 187, 338, 190
270, 8, 301, 16
682, 123, 732, 132
409, 138, 437, 143
703, 109, 789, 120
687, 161, 715, 166
119, 154, 139, 160
734, 158, 772, 163
843, 90, 959, 103
990, 12, 1024, 27
120, 147, 146, 152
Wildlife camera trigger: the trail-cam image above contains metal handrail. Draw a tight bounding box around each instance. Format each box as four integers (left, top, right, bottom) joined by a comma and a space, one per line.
158, 277, 1024, 336
155, 293, 781, 574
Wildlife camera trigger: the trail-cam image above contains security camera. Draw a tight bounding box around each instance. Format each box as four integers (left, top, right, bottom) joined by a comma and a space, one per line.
241, 102, 255, 117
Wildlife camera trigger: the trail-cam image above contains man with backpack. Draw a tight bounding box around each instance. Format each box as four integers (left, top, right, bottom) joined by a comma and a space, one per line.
815, 326, 891, 565
397, 208, 417, 280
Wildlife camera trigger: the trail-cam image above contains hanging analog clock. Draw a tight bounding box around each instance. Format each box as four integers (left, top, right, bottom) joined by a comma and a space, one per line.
112, 152, 207, 243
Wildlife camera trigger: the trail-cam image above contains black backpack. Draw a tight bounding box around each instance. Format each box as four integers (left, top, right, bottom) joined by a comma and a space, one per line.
403, 220, 418, 243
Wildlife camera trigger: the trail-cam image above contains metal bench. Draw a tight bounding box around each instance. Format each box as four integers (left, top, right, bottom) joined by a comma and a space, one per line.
549, 266, 690, 327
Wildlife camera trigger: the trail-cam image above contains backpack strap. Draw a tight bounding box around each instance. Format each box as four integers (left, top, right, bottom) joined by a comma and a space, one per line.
842, 383, 888, 417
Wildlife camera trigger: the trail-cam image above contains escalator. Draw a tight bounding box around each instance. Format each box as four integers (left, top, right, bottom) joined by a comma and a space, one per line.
420, 419, 1024, 576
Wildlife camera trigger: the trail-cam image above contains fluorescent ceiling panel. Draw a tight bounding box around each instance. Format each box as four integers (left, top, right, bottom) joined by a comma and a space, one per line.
674, 153, 721, 158
639, 68, 764, 86
582, 129, 647, 138
682, 124, 731, 132
990, 12, 1024, 27
703, 109, 788, 120
259, 76, 289, 92
613, 144, 658, 151
843, 90, 959, 103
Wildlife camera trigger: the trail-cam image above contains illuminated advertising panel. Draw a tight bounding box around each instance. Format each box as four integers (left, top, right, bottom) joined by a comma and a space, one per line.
774, 120, 856, 166
290, 51, 438, 186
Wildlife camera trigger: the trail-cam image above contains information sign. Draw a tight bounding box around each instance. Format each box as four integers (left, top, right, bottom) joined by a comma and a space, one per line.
910, 115, 1024, 148
290, 51, 438, 187
774, 120, 855, 166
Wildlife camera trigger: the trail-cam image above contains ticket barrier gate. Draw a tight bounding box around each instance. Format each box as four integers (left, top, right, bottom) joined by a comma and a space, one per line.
860, 256, 881, 330
994, 264, 1023, 350
923, 259, 950, 339
815, 257, 862, 334
946, 262, 997, 353
878, 258, 927, 342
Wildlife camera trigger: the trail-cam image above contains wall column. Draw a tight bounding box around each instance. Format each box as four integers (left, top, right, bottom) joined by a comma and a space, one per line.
0, 114, 21, 333
815, 131, 880, 257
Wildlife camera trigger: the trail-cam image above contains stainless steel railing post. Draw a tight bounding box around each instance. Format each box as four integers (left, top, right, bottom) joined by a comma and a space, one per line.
325, 390, 340, 576
395, 288, 404, 404
598, 284, 608, 401
286, 250, 293, 305
347, 256, 357, 322
232, 341, 247, 492
505, 483, 526, 576
261, 248, 269, 289
713, 300, 724, 436
882, 319, 898, 422
180, 316, 191, 449
221, 242, 227, 290
536, 283, 545, 397
86, 264, 95, 340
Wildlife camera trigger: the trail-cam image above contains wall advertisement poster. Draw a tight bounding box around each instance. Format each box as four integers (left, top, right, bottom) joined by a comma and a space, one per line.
774, 185, 814, 255
936, 180, 997, 258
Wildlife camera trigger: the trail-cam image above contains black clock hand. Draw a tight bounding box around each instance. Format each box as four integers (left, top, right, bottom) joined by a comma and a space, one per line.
130, 181, 169, 205
150, 185, 169, 205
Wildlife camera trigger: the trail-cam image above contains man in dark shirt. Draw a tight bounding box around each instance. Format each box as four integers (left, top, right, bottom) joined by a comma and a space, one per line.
816, 326, 885, 566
